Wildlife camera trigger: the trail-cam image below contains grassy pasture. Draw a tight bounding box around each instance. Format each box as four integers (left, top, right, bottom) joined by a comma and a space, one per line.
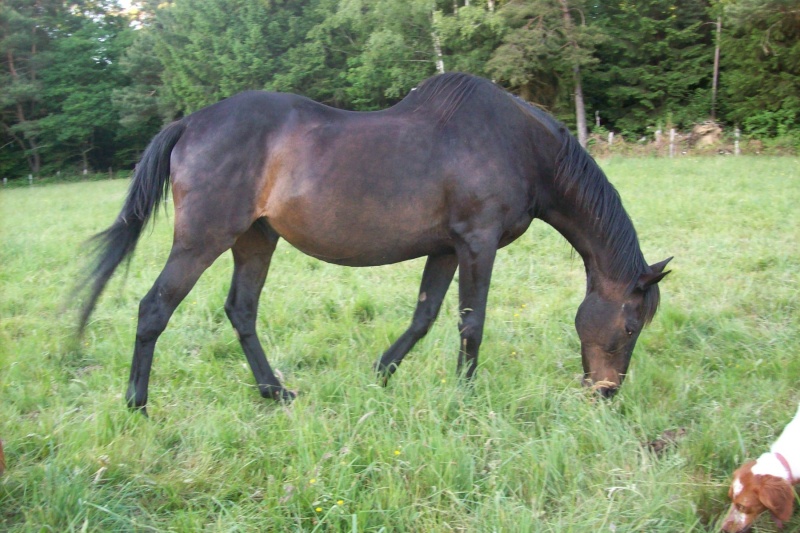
1, 156, 799, 532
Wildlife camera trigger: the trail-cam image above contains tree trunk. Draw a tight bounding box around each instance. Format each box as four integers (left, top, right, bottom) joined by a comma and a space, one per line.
6, 49, 42, 175
432, 31, 445, 73
559, 0, 588, 148
572, 66, 588, 148
82, 147, 90, 174
711, 16, 721, 121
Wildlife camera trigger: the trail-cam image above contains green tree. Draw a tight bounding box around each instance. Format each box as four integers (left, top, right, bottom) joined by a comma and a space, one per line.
487, 0, 603, 142
584, 0, 715, 135
112, 25, 166, 165
152, 0, 313, 115
274, 0, 449, 110
37, 13, 130, 173
0, 0, 63, 175
341, 0, 443, 108
270, 0, 370, 107
434, 0, 506, 77
720, 0, 800, 140
1, 0, 138, 177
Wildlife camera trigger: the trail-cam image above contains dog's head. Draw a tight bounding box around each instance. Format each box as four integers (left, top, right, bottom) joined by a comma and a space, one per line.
721, 461, 795, 532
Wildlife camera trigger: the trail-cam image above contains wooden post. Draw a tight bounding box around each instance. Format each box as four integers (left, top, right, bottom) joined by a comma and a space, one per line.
655, 129, 662, 144
608, 131, 614, 146
735, 128, 740, 155
28, 174, 33, 185
669, 129, 676, 157
595, 110, 600, 128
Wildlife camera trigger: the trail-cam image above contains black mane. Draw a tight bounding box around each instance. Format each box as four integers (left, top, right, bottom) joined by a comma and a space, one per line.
553, 132, 660, 322
407, 72, 486, 125
407, 73, 660, 322
509, 90, 660, 323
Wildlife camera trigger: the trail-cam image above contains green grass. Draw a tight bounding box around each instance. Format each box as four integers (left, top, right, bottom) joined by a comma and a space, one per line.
1, 156, 799, 531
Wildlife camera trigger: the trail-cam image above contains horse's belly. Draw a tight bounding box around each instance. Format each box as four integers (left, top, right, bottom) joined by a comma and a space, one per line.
268, 212, 451, 267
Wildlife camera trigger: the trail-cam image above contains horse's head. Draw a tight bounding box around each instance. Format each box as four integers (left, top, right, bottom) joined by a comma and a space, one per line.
575, 258, 672, 398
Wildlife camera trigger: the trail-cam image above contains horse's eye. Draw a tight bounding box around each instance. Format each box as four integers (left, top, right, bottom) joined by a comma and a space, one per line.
624, 321, 639, 337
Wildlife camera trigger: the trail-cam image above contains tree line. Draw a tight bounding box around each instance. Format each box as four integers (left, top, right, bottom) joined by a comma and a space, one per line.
2, 0, 798, 179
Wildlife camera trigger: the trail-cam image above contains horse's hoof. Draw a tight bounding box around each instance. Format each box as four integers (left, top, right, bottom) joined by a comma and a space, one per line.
374, 362, 394, 387
274, 388, 296, 404
127, 404, 149, 418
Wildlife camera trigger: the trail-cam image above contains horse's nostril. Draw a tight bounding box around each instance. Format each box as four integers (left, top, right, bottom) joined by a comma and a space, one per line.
598, 385, 619, 399
584, 378, 619, 398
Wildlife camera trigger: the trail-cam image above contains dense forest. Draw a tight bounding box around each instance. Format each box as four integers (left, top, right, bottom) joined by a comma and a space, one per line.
2, 0, 798, 178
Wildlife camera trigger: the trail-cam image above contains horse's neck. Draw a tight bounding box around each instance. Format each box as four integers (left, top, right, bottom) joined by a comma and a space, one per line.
540, 207, 617, 289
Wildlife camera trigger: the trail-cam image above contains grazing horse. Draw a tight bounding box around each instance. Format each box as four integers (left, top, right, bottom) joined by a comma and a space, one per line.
78, 73, 670, 414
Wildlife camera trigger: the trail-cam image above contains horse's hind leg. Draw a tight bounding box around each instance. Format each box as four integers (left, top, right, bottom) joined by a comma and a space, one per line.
376, 254, 458, 384
225, 221, 294, 402
127, 244, 227, 415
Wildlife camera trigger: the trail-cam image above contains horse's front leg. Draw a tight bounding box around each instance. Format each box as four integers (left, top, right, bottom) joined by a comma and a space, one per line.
375, 254, 458, 384
454, 239, 498, 380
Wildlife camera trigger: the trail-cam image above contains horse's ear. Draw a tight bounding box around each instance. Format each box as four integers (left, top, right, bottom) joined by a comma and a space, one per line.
650, 256, 673, 273
636, 257, 673, 291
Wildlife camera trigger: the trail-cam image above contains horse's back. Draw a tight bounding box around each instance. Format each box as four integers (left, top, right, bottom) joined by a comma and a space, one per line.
166, 78, 554, 265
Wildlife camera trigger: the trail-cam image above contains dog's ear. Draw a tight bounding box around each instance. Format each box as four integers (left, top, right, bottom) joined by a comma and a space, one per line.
757, 475, 795, 523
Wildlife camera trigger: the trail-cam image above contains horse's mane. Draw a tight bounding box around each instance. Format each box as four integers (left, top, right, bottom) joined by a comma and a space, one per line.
407, 72, 484, 125
511, 93, 660, 323
555, 132, 660, 322
408, 73, 660, 322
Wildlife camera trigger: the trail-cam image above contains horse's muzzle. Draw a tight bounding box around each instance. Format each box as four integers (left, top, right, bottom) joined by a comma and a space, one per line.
582, 378, 620, 399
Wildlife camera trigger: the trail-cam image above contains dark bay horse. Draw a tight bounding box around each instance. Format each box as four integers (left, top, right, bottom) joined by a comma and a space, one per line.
78, 73, 670, 414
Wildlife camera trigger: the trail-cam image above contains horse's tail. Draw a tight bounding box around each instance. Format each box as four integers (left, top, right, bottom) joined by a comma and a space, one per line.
77, 120, 187, 334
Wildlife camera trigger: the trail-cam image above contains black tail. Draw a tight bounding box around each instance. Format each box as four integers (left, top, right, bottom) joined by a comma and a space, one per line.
77, 120, 186, 334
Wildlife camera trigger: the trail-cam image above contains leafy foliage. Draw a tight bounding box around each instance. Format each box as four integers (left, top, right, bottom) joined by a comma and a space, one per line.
488, 0, 603, 114
583, 0, 716, 135
720, 0, 800, 143
1, 0, 152, 175
37, 15, 130, 172
1, 0, 798, 178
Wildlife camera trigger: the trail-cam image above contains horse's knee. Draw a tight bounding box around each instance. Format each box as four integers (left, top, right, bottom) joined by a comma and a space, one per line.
224, 303, 256, 337
458, 315, 484, 347
410, 305, 440, 338
410, 316, 433, 338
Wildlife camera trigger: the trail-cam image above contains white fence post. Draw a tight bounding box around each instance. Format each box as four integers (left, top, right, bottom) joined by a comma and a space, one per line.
669, 129, 676, 157
734, 128, 740, 155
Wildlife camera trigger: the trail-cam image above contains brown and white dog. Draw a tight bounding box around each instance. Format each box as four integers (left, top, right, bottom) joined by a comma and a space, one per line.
722, 403, 800, 532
